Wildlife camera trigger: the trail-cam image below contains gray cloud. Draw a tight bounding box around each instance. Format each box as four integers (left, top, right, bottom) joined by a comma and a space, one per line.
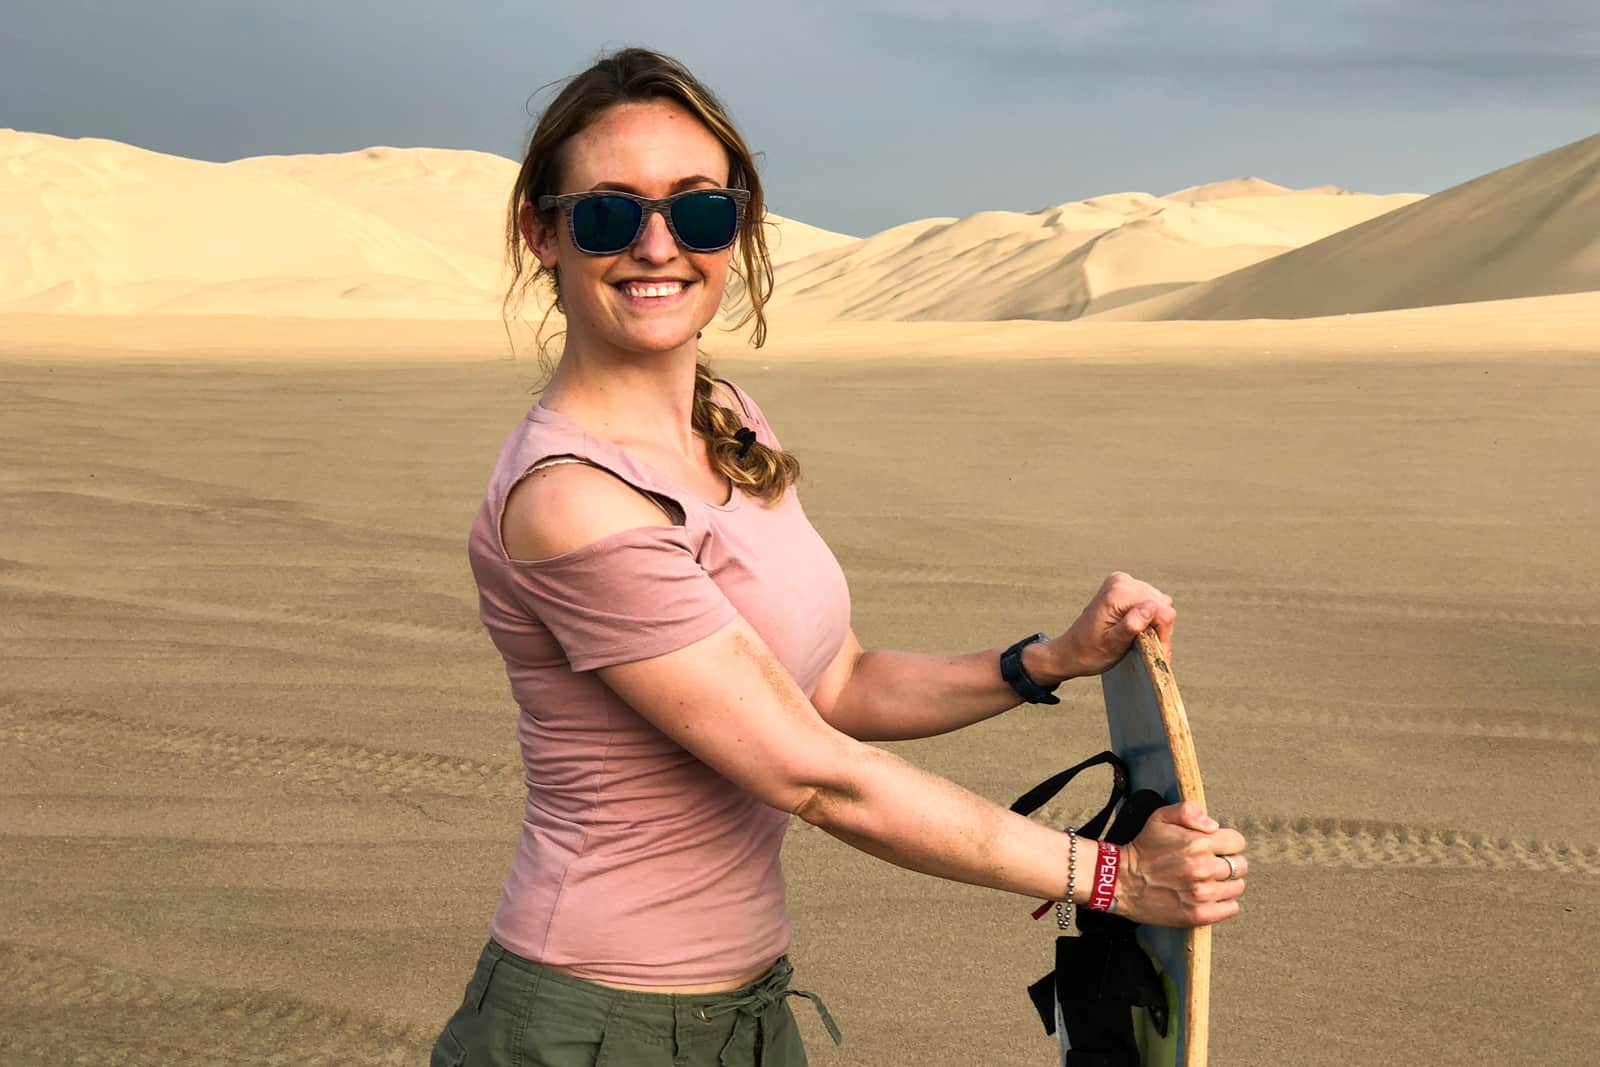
847, 0, 1600, 92
2, 0, 1597, 236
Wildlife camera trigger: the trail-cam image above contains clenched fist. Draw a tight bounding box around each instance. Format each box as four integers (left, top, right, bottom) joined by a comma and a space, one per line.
1048, 572, 1177, 679
1112, 801, 1248, 927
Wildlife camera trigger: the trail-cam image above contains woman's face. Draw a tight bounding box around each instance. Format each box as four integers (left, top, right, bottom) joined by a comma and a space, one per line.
528, 100, 736, 356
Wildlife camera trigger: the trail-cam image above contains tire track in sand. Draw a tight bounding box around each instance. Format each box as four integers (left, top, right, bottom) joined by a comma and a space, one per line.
0, 703, 521, 800
0, 574, 478, 646
0, 940, 431, 1066
1020, 805, 1599, 876
1194, 699, 1599, 745
1203, 588, 1600, 629
1232, 815, 1600, 875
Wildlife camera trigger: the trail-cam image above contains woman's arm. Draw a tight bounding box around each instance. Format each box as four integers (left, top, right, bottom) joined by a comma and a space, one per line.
812, 630, 1075, 742
814, 573, 1176, 742
599, 613, 1244, 927
508, 473, 1239, 927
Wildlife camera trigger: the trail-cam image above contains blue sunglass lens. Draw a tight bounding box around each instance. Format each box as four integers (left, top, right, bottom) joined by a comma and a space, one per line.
567, 192, 740, 253
671, 192, 740, 251
571, 196, 642, 253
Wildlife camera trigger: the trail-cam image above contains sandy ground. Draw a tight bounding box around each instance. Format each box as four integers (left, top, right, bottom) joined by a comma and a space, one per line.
2, 314, 1597, 1066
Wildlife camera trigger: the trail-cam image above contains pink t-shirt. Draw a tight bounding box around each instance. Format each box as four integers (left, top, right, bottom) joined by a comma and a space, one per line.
465, 378, 852, 986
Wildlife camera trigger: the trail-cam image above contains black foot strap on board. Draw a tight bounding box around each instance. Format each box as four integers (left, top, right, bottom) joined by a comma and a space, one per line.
1011, 752, 1170, 1066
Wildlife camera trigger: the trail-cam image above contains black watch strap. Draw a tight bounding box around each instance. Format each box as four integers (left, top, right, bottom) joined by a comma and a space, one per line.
1001, 632, 1062, 705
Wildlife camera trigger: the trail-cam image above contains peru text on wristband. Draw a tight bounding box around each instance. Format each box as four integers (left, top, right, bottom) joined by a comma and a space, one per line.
1087, 841, 1120, 912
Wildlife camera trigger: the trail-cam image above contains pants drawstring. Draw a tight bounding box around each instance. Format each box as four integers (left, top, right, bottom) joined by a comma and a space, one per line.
695, 958, 842, 1066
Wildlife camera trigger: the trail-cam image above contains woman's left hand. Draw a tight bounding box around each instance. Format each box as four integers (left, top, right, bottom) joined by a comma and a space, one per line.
1117, 801, 1247, 927
1047, 571, 1176, 679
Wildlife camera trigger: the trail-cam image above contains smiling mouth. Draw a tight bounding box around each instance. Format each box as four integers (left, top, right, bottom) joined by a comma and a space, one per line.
614, 281, 691, 294
614, 280, 693, 300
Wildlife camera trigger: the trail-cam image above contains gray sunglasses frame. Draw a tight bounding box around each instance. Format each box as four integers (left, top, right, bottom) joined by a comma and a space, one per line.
536, 188, 752, 255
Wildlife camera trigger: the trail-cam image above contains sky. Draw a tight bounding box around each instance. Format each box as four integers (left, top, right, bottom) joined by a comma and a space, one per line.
4, 1, 1598, 237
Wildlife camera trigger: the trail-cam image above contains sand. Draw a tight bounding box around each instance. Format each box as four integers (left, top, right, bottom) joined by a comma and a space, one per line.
4, 127, 1599, 1065
1102, 133, 1600, 321
2, 306, 1597, 1067
746, 186, 1421, 323
3, 129, 1429, 328
0, 130, 849, 320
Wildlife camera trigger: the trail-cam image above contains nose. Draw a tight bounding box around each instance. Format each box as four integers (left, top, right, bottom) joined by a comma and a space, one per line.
631, 205, 678, 263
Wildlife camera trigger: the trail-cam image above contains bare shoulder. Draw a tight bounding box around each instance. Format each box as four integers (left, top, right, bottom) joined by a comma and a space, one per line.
501, 460, 674, 564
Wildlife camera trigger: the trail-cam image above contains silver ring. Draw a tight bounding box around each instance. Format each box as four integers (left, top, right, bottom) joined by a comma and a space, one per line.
1222, 855, 1240, 881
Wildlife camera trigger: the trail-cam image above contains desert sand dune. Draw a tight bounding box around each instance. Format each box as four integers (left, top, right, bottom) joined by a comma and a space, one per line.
1165, 177, 1296, 202
4, 290, 1599, 364
748, 187, 1419, 321
1100, 131, 1600, 321
1166, 178, 1361, 202
6, 129, 1417, 326
4, 291, 1598, 371
0, 130, 846, 320
5, 126, 1600, 1067
0, 130, 512, 317
234, 145, 524, 270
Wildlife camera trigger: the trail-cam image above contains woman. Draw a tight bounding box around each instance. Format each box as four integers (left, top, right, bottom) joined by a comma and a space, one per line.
434, 46, 1248, 1067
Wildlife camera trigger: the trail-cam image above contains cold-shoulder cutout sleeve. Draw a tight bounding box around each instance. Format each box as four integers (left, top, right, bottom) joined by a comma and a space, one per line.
499, 522, 740, 672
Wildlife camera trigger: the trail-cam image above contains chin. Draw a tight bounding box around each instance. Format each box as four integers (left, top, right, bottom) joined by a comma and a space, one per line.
616, 324, 703, 354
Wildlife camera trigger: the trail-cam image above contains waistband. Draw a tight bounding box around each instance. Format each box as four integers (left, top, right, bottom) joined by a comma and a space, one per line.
482, 937, 841, 1063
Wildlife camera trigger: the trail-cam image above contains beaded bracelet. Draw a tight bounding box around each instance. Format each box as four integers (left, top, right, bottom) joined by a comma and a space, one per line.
1055, 827, 1078, 931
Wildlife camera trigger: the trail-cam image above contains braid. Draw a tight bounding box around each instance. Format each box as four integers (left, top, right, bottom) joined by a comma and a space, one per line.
691, 361, 800, 508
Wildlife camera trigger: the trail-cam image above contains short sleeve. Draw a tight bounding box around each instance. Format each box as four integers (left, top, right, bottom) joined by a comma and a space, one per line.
502, 524, 740, 672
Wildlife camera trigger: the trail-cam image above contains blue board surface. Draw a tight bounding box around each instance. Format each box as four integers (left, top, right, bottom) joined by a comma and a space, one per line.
1100, 641, 1191, 1067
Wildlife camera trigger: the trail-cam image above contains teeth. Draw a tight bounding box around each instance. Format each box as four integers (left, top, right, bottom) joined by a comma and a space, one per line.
622, 281, 685, 298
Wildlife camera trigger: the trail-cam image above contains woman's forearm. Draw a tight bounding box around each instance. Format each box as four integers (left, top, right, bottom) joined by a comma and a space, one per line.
796, 742, 1090, 905
825, 641, 1074, 741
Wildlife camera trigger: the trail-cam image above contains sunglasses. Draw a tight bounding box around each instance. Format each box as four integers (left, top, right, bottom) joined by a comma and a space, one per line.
538, 188, 752, 255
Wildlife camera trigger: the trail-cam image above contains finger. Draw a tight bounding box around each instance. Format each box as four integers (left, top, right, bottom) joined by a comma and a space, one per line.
1209, 829, 1248, 854
1165, 801, 1218, 833
1135, 582, 1172, 611
1196, 899, 1242, 925
1124, 601, 1159, 633
1145, 806, 1216, 838
1212, 854, 1248, 881
1152, 605, 1177, 657
1183, 877, 1245, 905
1106, 574, 1148, 613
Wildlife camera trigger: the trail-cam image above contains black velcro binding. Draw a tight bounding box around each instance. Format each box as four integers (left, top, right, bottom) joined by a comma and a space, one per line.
1009, 750, 1128, 825
1014, 755, 1175, 1064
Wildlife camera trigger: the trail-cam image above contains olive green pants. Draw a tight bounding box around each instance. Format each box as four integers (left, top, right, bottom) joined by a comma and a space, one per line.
430, 938, 841, 1067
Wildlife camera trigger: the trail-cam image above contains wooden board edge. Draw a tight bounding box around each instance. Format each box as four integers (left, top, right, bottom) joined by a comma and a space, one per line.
1133, 630, 1211, 1066
1134, 630, 1206, 810
1187, 925, 1212, 1064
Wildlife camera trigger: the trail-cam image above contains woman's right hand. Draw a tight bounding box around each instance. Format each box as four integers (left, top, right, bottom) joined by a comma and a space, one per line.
1112, 801, 1248, 927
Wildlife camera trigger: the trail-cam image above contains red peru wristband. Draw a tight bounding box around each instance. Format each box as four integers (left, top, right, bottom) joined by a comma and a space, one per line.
1087, 841, 1120, 912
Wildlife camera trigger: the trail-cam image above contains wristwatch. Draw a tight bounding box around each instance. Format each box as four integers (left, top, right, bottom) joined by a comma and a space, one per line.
1001, 632, 1062, 705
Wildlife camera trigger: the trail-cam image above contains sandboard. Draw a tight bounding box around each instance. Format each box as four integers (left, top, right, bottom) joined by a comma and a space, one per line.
1095, 628, 1210, 1067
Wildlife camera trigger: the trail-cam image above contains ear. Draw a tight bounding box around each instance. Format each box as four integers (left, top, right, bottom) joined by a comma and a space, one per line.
519, 201, 559, 270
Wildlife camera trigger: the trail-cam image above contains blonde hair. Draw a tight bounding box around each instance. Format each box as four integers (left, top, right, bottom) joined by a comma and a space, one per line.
502, 47, 799, 507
